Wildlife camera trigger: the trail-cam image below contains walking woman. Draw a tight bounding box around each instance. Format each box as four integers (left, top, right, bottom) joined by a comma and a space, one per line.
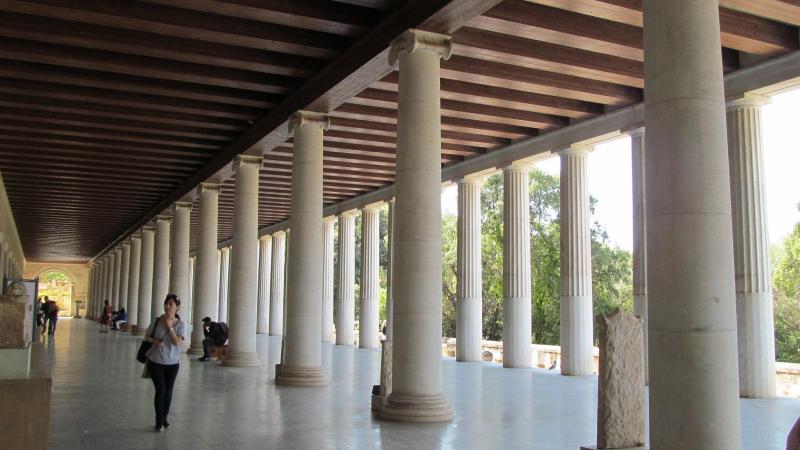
99, 300, 112, 333
143, 294, 185, 431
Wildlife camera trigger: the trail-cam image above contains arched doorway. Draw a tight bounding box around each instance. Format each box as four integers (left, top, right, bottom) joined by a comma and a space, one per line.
37, 269, 75, 317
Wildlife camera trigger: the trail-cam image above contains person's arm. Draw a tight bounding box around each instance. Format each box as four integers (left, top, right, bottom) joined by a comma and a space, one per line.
143, 320, 161, 345
163, 317, 181, 345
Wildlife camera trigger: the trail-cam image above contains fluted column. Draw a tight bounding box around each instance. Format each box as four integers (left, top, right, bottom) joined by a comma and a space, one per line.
135, 226, 155, 334
111, 248, 121, 310
644, 1, 740, 447
336, 212, 357, 346
456, 177, 483, 362
257, 235, 273, 334
152, 215, 172, 323
105, 253, 115, 312
277, 110, 329, 385
630, 129, 648, 384
189, 183, 221, 354
727, 94, 776, 399
321, 217, 336, 343
381, 29, 453, 422
360, 203, 382, 349
187, 257, 195, 325
269, 232, 286, 336
98, 257, 107, 317
223, 155, 262, 367
127, 236, 142, 331
559, 145, 594, 376
170, 201, 193, 343
119, 242, 131, 321
218, 247, 230, 323
386, 199, 395, 341
503, 163, 532, 369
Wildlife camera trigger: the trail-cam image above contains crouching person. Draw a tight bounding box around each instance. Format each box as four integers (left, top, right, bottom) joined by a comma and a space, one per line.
198, 316, 228, 361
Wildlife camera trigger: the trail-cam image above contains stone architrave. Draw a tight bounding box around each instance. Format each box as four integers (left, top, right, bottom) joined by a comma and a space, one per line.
581, 310, 646, 450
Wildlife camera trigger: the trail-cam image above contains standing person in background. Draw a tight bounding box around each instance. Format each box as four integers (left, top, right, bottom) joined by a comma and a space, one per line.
35, 297, 45, 328
41, 296, 51, 335
99, 300, 112, 333
47, 299, 59, 336
143, 294, 186, 432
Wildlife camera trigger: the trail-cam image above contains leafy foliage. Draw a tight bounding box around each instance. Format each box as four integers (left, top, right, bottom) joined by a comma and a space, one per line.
774, 220, 800, 363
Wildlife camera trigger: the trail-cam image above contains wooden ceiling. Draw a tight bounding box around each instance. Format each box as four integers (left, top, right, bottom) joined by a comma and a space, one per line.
1, 0, 797, 262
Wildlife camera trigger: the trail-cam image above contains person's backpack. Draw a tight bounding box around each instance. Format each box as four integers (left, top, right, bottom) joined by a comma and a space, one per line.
210, 322, 228, 346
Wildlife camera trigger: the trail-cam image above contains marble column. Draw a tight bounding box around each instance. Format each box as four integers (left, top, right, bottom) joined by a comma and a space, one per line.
282, 229, 290, 336
110, 248, 120, 310
386, 199, 395, 341
630, 129, 648, 384
360, 203, 382, 349
503, 163, 532, 369
187, 257, 195, 326
169, 202, 192, 339
727, 94, 776, 398
257, 235, 272, 335
336, 211, 357, 346
277, 110, 329, 385
135, 226, 155, 334
269, 232, 286, 336
98, 258, 106, 316
119, 242, 130, 319
559, 145, 594, 376
381, 29, 453, 422
105, 253, 114, 311
644, 1, 741, 448
222, 155, 262, 367
152, 215, 172, 323
218, 247, 230, 323
456, 177, 483, 362
189, 183, 221, 354
0, 241, 5, 287
321, 217, 336, 343
127, 236, 142, 331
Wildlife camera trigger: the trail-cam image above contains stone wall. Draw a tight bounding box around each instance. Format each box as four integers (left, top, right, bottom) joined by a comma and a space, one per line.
0, 171, 25, 275
443, 338, 800, 398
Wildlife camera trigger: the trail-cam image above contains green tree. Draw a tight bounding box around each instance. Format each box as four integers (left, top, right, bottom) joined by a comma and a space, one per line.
774, 220, 800, 362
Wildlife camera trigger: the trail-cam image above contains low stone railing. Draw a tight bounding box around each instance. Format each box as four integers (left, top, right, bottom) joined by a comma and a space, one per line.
442, 338, 800, 399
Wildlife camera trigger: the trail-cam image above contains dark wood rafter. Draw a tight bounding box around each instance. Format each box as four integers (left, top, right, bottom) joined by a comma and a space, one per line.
0, 0, 795, 261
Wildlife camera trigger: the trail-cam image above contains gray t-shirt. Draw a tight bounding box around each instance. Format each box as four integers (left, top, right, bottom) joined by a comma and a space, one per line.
144, 316, 186, 366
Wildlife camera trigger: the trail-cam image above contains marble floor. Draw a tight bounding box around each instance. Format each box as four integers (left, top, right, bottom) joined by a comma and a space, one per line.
39, 318, 799, 450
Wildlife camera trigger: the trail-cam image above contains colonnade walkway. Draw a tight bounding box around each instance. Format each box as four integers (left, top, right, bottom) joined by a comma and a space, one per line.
40, 318, 799, 450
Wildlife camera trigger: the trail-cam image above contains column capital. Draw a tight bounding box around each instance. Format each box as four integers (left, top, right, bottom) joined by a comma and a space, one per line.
502, 161, 533, 173
389, 29, 452, 65
456, 174, 486, 185
142, 225, 156, 233
322, 216, 338, 225
259, 234, 273, 242
272, 230, 286, 238
233, 155, 263, 174
155, 214, 172, 223
173, 201, 193, 213
362, 202, 384, 212
289, 110, 330, 134
339, 209, 360, 219
626, 127, 645, 138
727, 92, 770, 110
557, 143, 593, 156
197, 182, 223, 196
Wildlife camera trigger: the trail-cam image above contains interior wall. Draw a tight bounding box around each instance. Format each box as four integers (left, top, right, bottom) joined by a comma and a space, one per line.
23, 262, 89, 306
0, 171, 25, 275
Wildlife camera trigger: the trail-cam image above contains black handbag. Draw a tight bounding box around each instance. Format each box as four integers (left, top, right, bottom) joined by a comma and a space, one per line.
136, 322, 158, 363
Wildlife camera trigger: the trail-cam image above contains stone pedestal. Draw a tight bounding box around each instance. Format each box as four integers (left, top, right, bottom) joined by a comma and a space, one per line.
371, 340, 393, 411
0, 377, 52, 450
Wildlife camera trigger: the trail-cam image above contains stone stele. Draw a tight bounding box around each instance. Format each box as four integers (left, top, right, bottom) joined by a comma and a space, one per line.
0, 281, 32, 349
583, 309, 646, 450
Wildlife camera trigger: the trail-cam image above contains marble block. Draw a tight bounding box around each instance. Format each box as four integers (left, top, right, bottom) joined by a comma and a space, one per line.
595, 309, 646, 449
0, 282, 32, 349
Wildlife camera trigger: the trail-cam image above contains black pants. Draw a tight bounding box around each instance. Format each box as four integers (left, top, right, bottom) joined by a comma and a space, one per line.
149, 361, 179, 423
47, 317, 57, 335
202, 338, 213, 358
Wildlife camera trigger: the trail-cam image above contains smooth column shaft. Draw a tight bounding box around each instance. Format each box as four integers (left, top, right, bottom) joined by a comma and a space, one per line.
321, 218, 336, 343
381, 30, 453, 422
644, 1, 741, 448
257, 236, 273, 334
106, 252, 115, 311
631, 131, 648, 384
456, 179, 483, 362
503, 165, 532, 368
119, 243, 130, 315
170, 203, 192, 332
336, 213, 356, 346
189, 186, 220, 353
559, 147, 594, 376
136, 227, 155, 335
727, 97, 776, 398
360, 206, 381, 349
152, 217, 171, 323
112, 248, 122, 310
127, 237, 142, 329
223, 156, 262, 367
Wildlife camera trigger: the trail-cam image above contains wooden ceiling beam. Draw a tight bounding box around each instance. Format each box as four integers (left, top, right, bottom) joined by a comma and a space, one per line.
719, 0, 800, 27
0, 176, 169, 194
0, 151, 198, 176
0, 164, 179, 187
0, 0, 350, 58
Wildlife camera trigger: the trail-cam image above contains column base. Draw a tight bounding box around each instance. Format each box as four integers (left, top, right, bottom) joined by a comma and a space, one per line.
380, 392, 453, 422
186, 344, 204, 356
129, 326, 143, 336
371, 393, 387, 411
120, 323, 131, 332
275, 364, 328, 387
221, 351, 261, 367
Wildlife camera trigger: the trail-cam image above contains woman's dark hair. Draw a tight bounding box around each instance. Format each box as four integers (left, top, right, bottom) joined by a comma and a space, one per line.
104, 300, 109, 305
164, 294, 181, 307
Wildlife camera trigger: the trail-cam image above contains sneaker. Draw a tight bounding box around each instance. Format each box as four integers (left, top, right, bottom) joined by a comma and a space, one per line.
163, 418, 170, 429
154, 424, 164, 432
198, 356, 210, 362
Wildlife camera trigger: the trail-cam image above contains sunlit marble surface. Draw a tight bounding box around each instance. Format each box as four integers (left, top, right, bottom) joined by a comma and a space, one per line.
41, 318, 799, 450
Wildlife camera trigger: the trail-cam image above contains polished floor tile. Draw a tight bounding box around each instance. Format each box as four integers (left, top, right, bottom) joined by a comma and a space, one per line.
40, 319, 799, 449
